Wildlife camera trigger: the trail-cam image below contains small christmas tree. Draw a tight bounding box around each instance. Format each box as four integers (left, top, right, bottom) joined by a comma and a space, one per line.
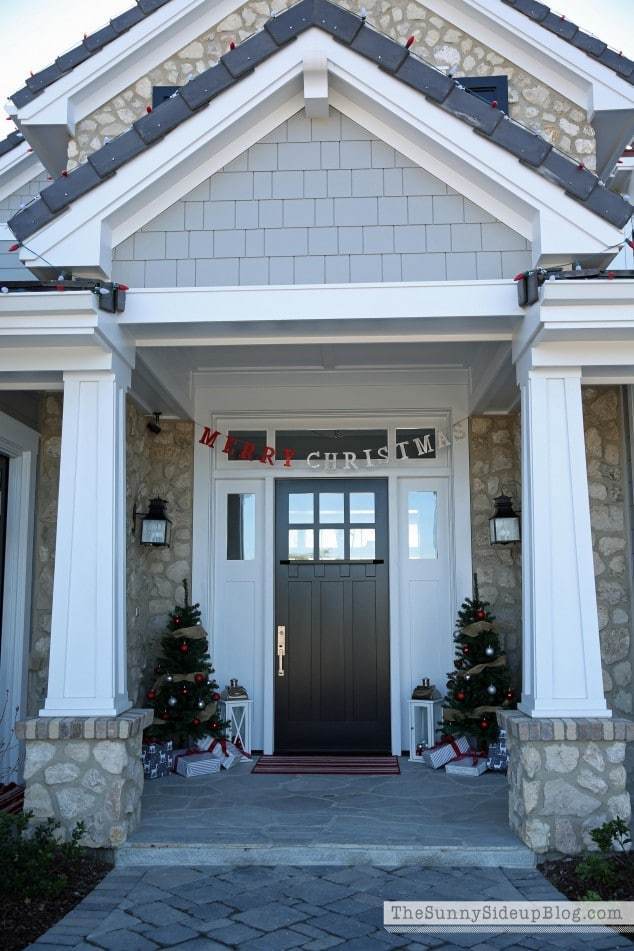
443, 574, 515, 748
144, 580, 227, 747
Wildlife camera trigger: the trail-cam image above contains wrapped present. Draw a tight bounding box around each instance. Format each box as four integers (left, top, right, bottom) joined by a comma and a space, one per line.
141, 740, 173, 780
445, 754, 487, 777
175, 751, 222, 778
200, 737, 251, 768
486, 729, 509, 772
420, 735, 470, 769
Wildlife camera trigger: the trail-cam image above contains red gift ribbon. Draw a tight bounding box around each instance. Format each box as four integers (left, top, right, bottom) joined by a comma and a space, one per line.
204, 737, 228, 756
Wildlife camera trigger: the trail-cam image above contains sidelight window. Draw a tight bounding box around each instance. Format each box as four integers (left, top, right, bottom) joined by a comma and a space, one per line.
407, 490, 438, 559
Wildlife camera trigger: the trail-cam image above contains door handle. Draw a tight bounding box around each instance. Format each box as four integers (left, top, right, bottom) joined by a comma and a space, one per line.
277, 625, 286, 677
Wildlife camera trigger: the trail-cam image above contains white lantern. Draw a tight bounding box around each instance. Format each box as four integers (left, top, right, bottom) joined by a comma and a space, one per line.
409, 698, 444, 761
219, 698, 253, 755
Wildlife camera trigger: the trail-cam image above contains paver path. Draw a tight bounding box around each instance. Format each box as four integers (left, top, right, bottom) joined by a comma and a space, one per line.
29, 864, 631, 950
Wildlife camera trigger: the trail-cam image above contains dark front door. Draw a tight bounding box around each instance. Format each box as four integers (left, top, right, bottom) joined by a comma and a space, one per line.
275, 479, 390, 754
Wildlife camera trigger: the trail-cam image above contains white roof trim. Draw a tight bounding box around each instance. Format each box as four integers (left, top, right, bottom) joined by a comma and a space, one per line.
425, 0, 634, 114
18, 30, 625, 276
0, 142, 44, 204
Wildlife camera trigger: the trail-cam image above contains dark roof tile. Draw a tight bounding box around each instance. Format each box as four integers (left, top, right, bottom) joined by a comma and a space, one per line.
111, 7, 146, 34
137, 0, 171, 12
26, 63, 66, 93
56, 44, 93, 72
578, 183, 634, 229
7, 199, 55, 243
0, 130, 25, 160
541, 12, 578, 42
540, 150, 596, 200
312, 0, 363, 44
179, 61, 234, 111
443, 84, 504, 135
83, 24, 119, 53
487, 115, 552, 166
395, 55, 453, 103
221, 30, 279, 79
597, 49, 634, 79
87, 128, 146, 177
133, 93, 193, 144
351, 25, 409, 73
570, 31, 607, 58
265, 0, 315, 45
10, 86, 37, 109
8, 0, 633, 241
505, 0, 549, 23
40, 162, 102, 213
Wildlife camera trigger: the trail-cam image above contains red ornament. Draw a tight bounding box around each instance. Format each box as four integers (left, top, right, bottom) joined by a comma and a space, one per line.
475, 609, 486, 620
174, 615, 182, 626
160, 712, 170, 721
480, 717, 490, 730
506, 689, 514, 701
179, 641, 189, 653
210, 720, 219, 730
194, 673, 205, 685
211, 692, 221, 701
462, 644, 470, 655
146, 690, 156, 701
192, 718, 201, 727
180, 684, 188, 695
456, 690, 465, 702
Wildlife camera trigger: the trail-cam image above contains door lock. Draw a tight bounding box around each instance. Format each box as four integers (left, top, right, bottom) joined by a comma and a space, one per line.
277, 625, 286, 677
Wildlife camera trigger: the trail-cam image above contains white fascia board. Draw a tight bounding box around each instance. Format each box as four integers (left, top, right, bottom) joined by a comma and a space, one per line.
512, 278, 634, 362
425, 0, 634, 114
18, 32, 624, 275
0, 290, 135, 367
0, 144, 43, 203
7, 0, 242, 135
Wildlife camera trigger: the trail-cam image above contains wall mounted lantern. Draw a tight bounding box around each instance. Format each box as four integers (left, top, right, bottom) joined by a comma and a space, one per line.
489, 494, 520, 545
135, 497, 172, 546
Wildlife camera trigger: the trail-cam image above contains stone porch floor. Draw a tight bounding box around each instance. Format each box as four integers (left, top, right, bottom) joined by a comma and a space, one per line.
118, 758, 533, 868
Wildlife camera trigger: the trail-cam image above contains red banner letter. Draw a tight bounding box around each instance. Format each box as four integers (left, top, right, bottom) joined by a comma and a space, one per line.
199, 427, 220, 448
239, 441, 257, 460
259, 446, 276, 466
223, 434, 238, 456
282, 447, 296, 468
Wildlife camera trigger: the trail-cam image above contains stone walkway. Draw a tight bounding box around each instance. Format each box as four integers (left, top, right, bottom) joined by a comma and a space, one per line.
29, 864, 632, 950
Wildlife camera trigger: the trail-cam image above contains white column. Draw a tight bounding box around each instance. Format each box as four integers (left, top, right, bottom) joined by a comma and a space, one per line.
41, 366, 131, 716
518, 363, 610, 717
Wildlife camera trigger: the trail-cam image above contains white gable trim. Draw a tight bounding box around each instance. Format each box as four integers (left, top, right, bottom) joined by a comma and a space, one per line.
19, 30, 624, 276
425, 0, 634, 114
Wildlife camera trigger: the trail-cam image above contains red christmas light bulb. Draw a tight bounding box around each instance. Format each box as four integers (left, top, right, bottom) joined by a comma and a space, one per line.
456, 690, 465, 702
179, 641, 189, 653
194, 673, 205, 685
146, 689, 156, 701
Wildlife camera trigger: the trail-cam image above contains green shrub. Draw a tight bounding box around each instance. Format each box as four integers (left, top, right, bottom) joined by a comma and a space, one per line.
0, 811, 85, 899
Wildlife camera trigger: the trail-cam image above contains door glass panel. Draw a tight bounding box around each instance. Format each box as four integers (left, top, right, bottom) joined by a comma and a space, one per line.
319, 493, 344, 524
408, 491, 437, 559
289, 493, 313, 524
319, 528, 344, 560
350, 492, 375, 524
350, 527, 375, 560
227, 493, 255, 560
289, 528, 314, 560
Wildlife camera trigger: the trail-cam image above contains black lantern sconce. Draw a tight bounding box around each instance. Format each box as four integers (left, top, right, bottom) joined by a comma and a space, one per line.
489, 494, 521, 546
133, 497, 172, 546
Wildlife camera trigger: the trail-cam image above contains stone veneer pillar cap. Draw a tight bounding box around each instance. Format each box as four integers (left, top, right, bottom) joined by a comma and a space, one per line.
15, 708, 153, 741
497, 708, 634, 742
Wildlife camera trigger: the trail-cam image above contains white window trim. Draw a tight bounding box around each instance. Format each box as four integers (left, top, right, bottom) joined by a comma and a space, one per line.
0, 410, 38, 782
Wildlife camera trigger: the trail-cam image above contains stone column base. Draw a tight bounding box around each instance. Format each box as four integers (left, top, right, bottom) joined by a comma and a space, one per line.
498, 710, 634, 855
15, 709, 152, 848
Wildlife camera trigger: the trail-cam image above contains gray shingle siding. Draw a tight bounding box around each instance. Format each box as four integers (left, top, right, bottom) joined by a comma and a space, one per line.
0, 170, 49, 224
112, 108, 531, 287
0, 240, 36, 282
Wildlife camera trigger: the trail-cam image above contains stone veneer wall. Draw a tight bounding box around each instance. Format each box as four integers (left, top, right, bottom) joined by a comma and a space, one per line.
67, 0, 596, 171
469, 415, 522, 687
470, 389, 633, 717
28, 395, 195, 714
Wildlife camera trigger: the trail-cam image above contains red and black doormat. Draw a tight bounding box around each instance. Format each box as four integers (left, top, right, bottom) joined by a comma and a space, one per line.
252, 756, 400, 775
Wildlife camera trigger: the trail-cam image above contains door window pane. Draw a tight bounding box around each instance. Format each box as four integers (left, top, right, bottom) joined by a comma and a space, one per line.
275, 429, 388, 460
289, 493, 313, 524
226, 430, 268, 460
319, 528, 344, 560
319, 493, 344, 524
408, 491, 437, 559
350, 492, 375, 524
227, 494, 255, 560
289, 528, 314, 560
350, 527, 375, 559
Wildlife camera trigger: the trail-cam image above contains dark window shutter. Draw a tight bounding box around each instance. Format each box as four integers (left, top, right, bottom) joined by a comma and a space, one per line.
152, 85, 180, 108
460, 75, 509, 113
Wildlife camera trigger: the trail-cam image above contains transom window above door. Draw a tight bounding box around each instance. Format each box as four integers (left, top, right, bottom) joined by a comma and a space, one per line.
287, 488, 377, 561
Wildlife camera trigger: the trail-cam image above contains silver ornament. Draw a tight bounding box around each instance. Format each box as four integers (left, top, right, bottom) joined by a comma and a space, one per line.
197, 699, 205, 709
487, 684, 497, 696
165, 674, 173, 683
485, 645, 495, 657
207, 674, 215, 684
167, 696, 178, 707
464, 674, 471, 681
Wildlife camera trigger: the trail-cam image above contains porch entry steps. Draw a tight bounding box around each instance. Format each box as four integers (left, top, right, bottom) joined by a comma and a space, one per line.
116, 843, 535, 868
252, 755, 400, 775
